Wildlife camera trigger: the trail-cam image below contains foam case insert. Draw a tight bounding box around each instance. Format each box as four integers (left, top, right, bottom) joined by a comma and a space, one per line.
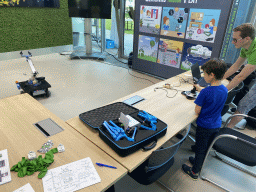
79, 102, 167, 156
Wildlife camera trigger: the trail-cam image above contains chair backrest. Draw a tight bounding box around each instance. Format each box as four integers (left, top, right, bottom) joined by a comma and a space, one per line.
225, 81, 244, 105
211, 128, 256, 166
146, 126, 190, 172
221, 82, 244, 116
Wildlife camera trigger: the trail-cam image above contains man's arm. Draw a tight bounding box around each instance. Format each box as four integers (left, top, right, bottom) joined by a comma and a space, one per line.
226, 64, 256, 91
195, 105, 202, 115
223, 57, 246, 80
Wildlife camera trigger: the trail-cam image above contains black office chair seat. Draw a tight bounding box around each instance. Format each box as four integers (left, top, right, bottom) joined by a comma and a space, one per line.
213, 128, 256, 166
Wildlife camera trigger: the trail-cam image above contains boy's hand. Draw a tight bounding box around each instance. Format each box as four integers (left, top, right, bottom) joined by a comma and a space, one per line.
193, 84, 203, 92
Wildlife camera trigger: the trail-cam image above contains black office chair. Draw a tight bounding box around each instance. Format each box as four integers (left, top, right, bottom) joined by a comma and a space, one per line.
221, 81, 244, 116
200, 114, 256, 191
128, 125, 190, 185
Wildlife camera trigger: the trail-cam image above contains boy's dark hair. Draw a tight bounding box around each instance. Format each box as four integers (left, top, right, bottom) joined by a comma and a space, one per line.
201, 58, 227, 80
233, 23, 255, 40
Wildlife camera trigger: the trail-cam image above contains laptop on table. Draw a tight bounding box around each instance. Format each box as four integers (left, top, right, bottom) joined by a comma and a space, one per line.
191, 63, 210, 87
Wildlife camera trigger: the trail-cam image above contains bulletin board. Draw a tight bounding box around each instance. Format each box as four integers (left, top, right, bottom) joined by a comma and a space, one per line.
133, 0, 234, 79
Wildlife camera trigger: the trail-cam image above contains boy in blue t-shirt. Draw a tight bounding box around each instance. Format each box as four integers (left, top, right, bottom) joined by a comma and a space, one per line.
182, 58, 228, 180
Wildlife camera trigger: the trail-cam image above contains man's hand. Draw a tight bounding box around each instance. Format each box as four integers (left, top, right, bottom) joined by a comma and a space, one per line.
193, 84, 203, 92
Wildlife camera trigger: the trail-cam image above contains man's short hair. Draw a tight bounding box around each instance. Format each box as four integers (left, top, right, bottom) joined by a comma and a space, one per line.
201, 58, 227, 80
233, 23, 255, 39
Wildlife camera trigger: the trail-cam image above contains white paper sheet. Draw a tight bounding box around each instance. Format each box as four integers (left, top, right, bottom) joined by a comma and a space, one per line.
13, 183, 35, 192
0, 149, 11, 185
42, 157, 101, 192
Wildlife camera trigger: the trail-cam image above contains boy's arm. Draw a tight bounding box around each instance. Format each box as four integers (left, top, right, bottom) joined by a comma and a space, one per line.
194, 89, 204, 115
195, 104, 202, 115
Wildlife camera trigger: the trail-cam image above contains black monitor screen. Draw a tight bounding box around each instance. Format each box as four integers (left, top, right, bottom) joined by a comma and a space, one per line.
68, 0, 111, 19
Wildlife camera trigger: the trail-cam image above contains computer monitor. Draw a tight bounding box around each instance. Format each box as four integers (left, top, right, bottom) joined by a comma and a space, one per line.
191, 63, 201, 81
68, 0, 112, 19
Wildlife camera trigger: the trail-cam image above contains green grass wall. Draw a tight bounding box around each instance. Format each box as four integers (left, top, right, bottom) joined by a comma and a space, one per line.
0, 0, 73, 53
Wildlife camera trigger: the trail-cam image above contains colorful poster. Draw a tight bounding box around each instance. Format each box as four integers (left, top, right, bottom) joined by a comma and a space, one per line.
185, 9, 221, 43
180, 43, 212, 71
161, 7, 189, 38
138, 35, 159, 62
157, 39, 184, 68
139, 5, 162, 35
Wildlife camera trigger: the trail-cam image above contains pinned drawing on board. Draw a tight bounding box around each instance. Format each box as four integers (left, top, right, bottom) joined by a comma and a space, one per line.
180, 43, 212, 71
160, 7, 188, 38
139, 5, 162, 35
138, 35, 159, 62
185, 8, 221, 43
157, 39, 184, 68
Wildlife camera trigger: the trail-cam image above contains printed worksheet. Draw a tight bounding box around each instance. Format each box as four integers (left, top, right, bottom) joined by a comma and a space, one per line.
0, 149, 11, 186
42, 157, 101, 192
13, 183, 35, 192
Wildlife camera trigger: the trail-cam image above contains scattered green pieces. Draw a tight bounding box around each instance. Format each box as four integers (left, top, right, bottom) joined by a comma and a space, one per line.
10, 148, 58, 179
38, 170, 48, 179
51, 148, 58, 154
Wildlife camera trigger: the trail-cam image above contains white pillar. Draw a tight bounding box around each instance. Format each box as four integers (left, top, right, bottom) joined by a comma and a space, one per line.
84, 18, 92, 54
110, 5, 119, 48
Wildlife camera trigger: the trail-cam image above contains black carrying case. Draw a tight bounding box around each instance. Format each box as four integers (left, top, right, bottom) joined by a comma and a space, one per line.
79, 102, 168, 157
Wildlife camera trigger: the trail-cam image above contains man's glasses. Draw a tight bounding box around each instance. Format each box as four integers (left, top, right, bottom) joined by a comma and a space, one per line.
232, 38, 243, 43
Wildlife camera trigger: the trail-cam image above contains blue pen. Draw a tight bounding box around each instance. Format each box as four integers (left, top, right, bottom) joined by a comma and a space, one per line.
96, 163, 117, 169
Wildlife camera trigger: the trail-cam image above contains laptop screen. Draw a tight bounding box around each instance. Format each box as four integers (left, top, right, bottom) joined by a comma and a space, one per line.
191, 63, 201, 81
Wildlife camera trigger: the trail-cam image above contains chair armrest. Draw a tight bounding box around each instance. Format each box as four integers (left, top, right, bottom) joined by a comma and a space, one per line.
223, 114, 256, 128
237, 137, 256, 148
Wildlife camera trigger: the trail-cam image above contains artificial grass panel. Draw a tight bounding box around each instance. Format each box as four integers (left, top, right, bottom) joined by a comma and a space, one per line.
0, 0, 72, 53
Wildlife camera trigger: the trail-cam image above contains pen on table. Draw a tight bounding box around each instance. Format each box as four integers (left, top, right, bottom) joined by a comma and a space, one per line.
96, 163, 117, 169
